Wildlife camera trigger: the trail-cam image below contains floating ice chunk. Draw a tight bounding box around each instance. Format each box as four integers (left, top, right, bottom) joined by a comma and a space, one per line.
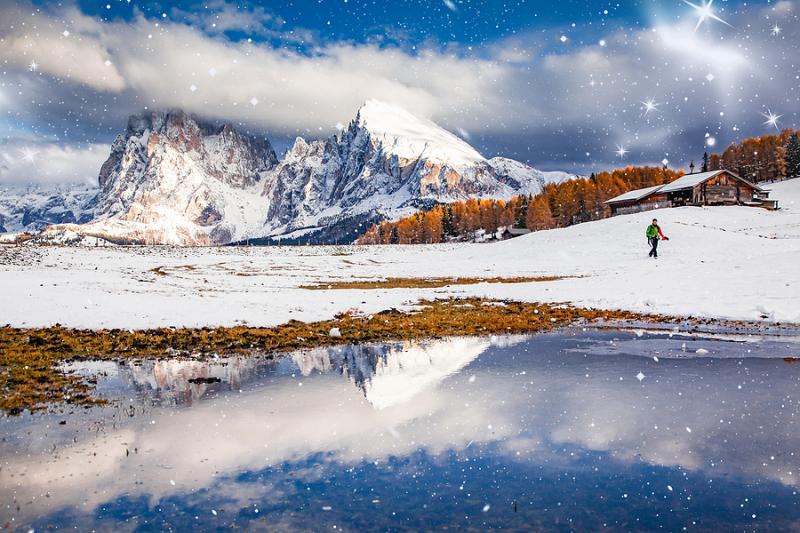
695, 348, 709, 355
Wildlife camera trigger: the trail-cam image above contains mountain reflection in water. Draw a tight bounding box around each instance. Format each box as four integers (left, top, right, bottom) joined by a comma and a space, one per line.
2, 329, 800, 531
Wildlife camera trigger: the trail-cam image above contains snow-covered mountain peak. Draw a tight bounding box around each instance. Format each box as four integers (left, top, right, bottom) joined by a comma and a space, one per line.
355, 99, 484, 167
20, 103, 578, 245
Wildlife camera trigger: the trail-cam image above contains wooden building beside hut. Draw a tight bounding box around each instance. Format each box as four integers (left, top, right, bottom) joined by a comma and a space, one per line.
605, 170, 777, 216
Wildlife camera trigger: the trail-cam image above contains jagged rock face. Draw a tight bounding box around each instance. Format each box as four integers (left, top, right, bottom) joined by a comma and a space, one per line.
90, 110, 278, 244
30, 101, 575, 245
259, 100, 566, 238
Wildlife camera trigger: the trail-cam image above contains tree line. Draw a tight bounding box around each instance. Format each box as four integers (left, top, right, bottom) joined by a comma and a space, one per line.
358, 129, 800, 245
705, 129, 800, 182
357, 166, 681, 244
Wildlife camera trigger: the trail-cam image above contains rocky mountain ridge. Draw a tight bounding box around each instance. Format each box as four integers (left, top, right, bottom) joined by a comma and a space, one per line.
7, 101, 577, 245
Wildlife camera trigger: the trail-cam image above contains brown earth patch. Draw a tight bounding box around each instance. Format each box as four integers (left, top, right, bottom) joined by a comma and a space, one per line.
301, 276, 568, 290
148, 264, 198, 276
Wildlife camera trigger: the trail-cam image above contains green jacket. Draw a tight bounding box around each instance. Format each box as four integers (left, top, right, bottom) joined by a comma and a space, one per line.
646, 224, 661, 239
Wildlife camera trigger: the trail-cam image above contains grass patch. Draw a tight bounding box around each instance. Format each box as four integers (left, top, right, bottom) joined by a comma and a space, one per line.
0, 298, 660, 415
301, 276, 567, 290
148, 264, 198, 276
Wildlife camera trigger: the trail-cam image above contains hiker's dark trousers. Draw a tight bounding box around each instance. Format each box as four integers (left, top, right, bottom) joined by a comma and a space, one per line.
648, 237, 659, 258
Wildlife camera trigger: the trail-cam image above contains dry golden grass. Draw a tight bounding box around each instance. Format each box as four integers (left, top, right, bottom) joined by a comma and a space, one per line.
301, 276, 568, 290
0, 298, 660, 414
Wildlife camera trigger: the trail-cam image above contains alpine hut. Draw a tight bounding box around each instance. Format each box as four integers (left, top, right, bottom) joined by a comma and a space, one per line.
605, 169, 777, 216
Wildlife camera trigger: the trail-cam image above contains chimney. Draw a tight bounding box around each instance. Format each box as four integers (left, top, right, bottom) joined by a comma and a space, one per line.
689, 160, 695, 174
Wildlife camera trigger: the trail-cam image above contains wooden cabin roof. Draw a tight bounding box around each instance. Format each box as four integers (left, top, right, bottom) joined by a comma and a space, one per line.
604, 185, 664, 205
659, 170, 764, 193
605, 169, 764, 205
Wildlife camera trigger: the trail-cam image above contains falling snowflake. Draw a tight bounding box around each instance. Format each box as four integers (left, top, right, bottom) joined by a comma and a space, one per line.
762, 109, 782, 130
641, 98, 659, 116
250, 97, 259, 106
189, 84, 197, 92
636, 372, 645, 381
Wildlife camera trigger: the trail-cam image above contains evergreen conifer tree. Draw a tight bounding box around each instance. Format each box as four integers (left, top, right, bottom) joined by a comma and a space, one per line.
786, 133, 800, 179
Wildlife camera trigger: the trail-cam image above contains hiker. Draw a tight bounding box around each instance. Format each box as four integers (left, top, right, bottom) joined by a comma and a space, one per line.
646, 218, 668, 258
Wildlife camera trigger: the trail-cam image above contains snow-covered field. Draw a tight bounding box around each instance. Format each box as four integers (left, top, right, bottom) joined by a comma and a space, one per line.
2, 178, 799, 329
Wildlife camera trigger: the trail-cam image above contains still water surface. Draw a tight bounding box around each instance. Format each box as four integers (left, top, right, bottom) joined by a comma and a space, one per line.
2, 328, 800, 531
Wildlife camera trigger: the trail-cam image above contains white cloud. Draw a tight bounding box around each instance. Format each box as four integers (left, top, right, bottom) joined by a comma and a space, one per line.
0, 140, 109, 185
170, 0, 285, 38
0, 0, 796, 171
0, 2, 514, 136
0, 4, 126, 91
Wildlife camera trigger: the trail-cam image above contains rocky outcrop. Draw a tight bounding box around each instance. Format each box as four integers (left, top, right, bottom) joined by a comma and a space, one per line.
20, 102, 576, 245
78, 110, 279, 244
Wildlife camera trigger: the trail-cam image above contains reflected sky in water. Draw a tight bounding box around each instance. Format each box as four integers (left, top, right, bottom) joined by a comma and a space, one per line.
2, 329, 800, 531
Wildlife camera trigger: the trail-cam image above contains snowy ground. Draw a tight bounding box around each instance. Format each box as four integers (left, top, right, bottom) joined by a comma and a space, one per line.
1, 178, 799, 330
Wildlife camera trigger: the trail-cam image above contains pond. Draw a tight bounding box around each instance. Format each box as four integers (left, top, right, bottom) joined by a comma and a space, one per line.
2, 327, 800, 531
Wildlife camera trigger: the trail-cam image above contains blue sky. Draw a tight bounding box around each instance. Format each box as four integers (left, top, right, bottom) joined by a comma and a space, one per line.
2, 0, 797, 183
48, 0, 648, 45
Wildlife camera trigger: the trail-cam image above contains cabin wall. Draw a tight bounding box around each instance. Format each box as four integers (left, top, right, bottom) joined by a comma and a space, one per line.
611, 197, 671, 216
700, 173, 757, 205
